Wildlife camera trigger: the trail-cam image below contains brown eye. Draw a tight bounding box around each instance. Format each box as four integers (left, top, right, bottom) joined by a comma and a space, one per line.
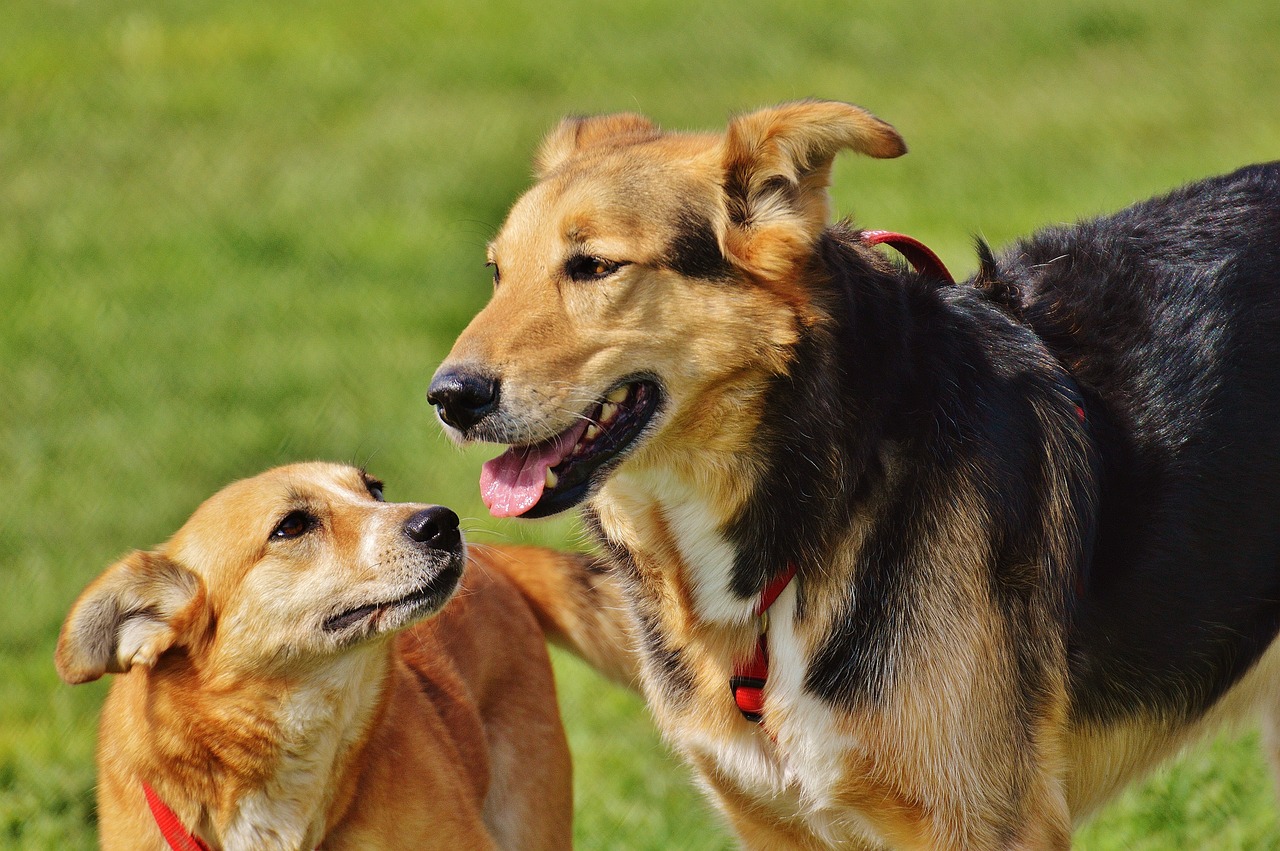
365, 478, 385, 501
565, 255, 626, 282
272, 510, 315, 540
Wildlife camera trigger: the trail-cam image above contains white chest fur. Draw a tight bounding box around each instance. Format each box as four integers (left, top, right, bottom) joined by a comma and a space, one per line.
671, 582, 887, 848
611, 469, 756, 625
220, 654, 385, 851
605, 471, 890, 846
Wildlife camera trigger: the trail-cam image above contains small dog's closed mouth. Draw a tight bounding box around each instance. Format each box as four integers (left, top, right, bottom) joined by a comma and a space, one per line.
479, 379, 660, 519
323, 560, 465, 634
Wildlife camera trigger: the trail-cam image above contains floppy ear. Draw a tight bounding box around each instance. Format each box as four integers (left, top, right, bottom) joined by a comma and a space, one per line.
55, 550, 207, 685
718, 99, 906, 277
534, 113, 659, 178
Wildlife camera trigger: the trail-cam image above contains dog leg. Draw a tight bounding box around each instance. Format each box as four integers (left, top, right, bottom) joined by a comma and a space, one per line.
1007, 806, 1071, 851
1261, 687, 1280, 798
693, 762, 881, 850
720, 806, 865, 851
461, 567, 574, 851
1007, 710, 1073, 850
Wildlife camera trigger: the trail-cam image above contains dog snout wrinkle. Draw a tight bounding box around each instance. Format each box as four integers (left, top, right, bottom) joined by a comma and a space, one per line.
404, 506, 462, 551
427, 370, 500, 431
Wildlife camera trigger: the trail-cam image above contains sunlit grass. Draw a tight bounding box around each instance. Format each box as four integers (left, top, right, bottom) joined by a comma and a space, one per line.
4, 0, 1280, 847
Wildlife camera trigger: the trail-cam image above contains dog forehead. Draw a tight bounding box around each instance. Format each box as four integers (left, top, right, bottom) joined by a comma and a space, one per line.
164, 463, 371, 567
494, 141, 721, 259
210, 463, 367, 513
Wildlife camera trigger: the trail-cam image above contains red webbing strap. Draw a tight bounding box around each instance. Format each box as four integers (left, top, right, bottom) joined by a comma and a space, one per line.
142, 782, 213, 851
730, 564, 798, 724
861, 229, 955, 284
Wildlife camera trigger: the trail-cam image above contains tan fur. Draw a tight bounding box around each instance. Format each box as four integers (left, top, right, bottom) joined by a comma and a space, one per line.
434, 100, 1280, 849
56, 463, 577, 851
467, 542, 639, 687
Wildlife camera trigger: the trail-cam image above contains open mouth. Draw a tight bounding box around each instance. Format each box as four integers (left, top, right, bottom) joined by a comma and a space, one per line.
323, 559, 464, 634
480, 379, 661, 519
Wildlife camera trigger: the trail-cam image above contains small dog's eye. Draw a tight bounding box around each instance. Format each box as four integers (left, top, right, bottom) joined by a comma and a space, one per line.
272, 510, 315, 540
365, 478, 385, 501
487, 261, 501, 287
565, 255, 626, 282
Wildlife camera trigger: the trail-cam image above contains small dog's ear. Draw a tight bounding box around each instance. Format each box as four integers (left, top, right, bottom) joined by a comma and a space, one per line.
718, 100, 905, 278
55, 550, 206, 685
534, 113, 659, 178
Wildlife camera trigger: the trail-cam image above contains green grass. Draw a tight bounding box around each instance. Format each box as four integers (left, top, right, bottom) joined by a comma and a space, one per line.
3, 0, 1280, 847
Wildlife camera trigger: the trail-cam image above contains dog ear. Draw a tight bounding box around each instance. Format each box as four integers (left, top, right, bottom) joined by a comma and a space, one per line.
718, 100, 905, 278
535, 113, 659, 178
55, 550, 207, 685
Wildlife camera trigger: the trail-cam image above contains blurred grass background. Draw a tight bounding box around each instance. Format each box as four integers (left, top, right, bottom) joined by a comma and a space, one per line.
3, 0, 1280, 848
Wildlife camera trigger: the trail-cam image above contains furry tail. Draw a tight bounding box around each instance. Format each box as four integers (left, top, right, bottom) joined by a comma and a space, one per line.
470, 544, 639, 687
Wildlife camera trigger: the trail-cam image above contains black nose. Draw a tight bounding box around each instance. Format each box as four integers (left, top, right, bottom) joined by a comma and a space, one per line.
404, 506, 461, 550
427, 369, 500, 432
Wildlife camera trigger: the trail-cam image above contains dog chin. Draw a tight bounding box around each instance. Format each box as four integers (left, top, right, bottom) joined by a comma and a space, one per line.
323, 556, 466, 643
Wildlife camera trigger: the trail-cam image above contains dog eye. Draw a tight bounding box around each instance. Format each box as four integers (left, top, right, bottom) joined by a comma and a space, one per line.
272, 510, 315, 540
565, 255, 626, 282
487, 261, 501, 287
365, 478, 385, 501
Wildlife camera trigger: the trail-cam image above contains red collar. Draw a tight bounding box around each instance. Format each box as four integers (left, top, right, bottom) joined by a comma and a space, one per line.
143, 782, 212, 851
861, 229, 955, 283
142, 782, 323, 851
729, 564, 798, 724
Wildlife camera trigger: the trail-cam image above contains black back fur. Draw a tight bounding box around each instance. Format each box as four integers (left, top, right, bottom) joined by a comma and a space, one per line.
1009, 162, 1280, 720
722, 162, 1280, 724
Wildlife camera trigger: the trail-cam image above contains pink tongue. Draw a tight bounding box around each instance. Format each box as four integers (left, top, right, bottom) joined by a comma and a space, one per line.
480, 419, 590, 518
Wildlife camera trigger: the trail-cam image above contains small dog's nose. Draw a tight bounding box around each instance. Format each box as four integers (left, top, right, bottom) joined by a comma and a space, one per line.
427, 369, 500, 432
403, 506, 461, 550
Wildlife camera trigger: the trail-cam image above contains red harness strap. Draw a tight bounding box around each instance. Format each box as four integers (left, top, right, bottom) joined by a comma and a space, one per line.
142, 782, 212, 851
861, 229, 955, 284
730, 564, 798, 724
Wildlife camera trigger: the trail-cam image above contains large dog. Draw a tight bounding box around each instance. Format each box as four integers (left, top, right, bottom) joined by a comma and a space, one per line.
428, 100, 1280, 848
56, 462, 633, 850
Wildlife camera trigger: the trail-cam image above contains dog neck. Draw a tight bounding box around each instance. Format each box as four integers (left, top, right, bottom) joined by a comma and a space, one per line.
112, 642, 393, 851
591, 231, 914, 625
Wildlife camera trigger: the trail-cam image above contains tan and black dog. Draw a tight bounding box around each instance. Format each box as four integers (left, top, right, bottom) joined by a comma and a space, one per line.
429, 100, 1280, 848
56, 462, 633, 850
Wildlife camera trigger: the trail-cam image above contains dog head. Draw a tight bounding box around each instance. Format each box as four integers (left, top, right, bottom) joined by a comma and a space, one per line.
428, 100, 904, 518
55, 463, 465, 685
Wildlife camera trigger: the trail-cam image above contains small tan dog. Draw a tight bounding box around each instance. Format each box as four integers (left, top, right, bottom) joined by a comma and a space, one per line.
56, 462, 633, 851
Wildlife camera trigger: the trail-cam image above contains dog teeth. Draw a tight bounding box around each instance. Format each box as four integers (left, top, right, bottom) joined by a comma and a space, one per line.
606, 386, 629, 405
585, 423, 600, 440
600, 402, 619, 423
545, 469, 559, 489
